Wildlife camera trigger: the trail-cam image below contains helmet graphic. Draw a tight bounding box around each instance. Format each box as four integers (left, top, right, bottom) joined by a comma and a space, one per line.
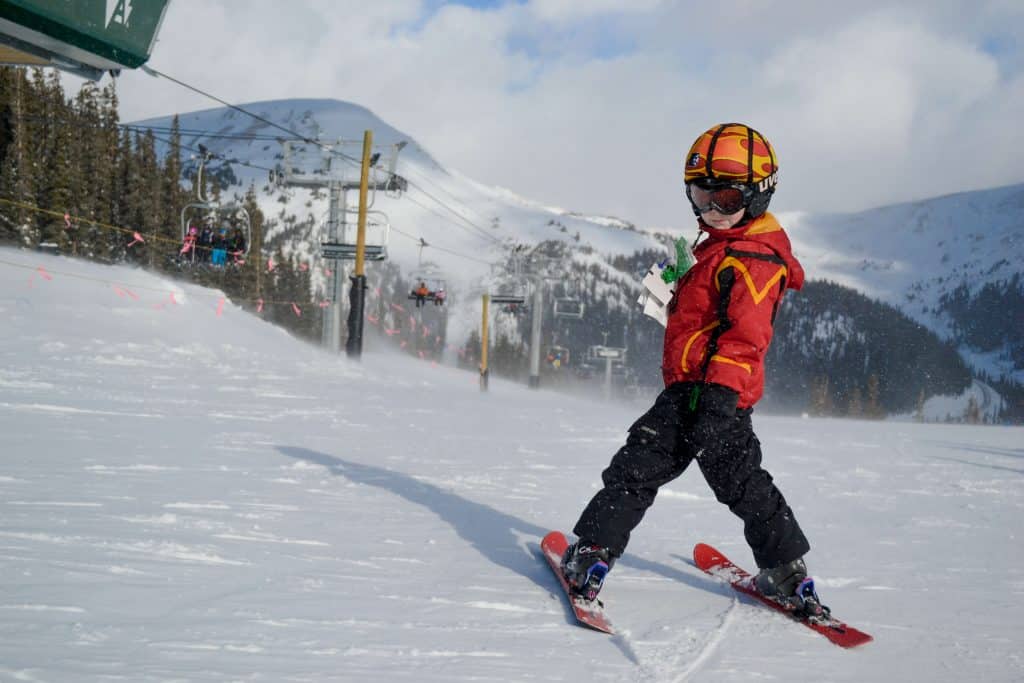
684, 123, 778, 219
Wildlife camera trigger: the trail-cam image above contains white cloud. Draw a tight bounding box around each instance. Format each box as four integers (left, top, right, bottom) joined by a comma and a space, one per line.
753, 11, 1005, 211
61, 1, 1024, 229
526, 0, 663, 22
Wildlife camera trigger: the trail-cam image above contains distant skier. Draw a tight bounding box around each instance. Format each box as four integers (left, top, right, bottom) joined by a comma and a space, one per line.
561, 123, 823, 615
197, 225, 214, 263
211, 227, 229, 267
228, 228, 247, 264
180, 225, 198, 264
413, 282, 430, 308
433, 288, 446, 306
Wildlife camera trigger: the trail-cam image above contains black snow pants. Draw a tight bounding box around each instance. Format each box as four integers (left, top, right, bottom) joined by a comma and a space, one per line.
573, 383, 810, 569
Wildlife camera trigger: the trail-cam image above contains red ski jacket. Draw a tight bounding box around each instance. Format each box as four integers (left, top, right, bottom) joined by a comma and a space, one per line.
662, 212, 804, 408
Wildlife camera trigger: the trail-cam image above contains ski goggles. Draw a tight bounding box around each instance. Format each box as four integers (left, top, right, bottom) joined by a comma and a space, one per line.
685, 180, 755, 215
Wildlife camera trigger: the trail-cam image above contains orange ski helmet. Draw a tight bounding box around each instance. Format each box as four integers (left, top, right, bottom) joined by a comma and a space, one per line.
684, 123, 779, 219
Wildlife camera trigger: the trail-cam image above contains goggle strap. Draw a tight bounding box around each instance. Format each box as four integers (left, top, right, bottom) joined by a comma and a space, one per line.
746, 126, 754, 184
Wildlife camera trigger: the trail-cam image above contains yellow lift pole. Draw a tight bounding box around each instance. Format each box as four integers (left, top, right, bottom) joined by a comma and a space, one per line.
480, 294, 490, 391
345, 129, 373, 359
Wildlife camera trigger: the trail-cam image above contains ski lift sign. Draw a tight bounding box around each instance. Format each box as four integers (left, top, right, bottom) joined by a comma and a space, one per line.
0, 0, 171, 79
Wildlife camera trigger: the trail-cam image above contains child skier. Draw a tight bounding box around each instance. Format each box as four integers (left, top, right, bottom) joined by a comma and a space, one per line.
562, 123, 822, 614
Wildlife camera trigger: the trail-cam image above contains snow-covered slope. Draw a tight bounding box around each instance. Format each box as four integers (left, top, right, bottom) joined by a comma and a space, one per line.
780, 183, 1024, 381
2, 247, 1023, 681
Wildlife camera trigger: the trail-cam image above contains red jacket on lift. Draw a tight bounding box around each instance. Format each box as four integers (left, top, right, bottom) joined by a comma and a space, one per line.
662, 212, 804, 408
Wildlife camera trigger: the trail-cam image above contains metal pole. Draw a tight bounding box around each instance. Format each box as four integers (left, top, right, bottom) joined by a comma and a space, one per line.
346, 130, 373, 359
604, 355, 613, 401
480, 294, 490, 391
528, 278, 543, 389
323, 182, 342, 352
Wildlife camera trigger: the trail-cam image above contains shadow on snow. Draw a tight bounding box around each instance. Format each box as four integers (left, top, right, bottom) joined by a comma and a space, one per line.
275, 446, 723, 635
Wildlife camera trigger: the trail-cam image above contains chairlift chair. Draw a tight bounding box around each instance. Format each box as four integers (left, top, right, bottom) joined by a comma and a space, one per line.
408, 274, 448, 305
491, 278, 528, 312
180, 202, 252, 261
320, 210, 391, 261
407, 272, 448, 305
553, 297, 585, 319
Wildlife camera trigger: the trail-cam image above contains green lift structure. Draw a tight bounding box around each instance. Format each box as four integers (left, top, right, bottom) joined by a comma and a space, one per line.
0, 0, 171, 80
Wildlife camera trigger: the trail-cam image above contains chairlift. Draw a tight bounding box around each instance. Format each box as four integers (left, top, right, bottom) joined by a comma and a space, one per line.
491, 279, 528, 312
408, 273, 448, 306
281, 139, 407, 205
178, 148, 252, 263
180, 203, 252, 256
553, 297, 585, 319
587, 345, 626, 363
320, 210, 390, 261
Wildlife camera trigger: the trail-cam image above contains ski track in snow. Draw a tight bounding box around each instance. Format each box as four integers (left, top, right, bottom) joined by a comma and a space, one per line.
671, 596, 739, 682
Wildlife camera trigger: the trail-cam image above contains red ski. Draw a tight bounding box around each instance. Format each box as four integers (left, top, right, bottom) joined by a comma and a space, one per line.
541, 531, 614, 634
693, 543, 873, 648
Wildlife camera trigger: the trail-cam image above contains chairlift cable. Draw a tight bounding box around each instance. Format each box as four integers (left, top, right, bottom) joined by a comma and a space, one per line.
142, 66, 331, 151
7, 112, 277, 174
142, 66, 508, 247
405, 181, 502, 242
389, 225, 492, 265
144, 131, 276, 174
395, 162, 496, 228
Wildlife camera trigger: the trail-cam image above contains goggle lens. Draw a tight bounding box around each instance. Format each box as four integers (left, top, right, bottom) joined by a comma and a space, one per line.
687, 183, 750, 215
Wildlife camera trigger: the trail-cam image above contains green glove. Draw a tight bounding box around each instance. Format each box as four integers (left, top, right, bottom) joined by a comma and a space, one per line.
661, 237, 696, 284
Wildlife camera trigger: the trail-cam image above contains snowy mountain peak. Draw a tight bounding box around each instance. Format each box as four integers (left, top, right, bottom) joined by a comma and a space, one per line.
783, 182, 1024, 383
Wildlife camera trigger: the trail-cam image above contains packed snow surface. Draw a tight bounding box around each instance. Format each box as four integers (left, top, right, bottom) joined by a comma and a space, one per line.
1, 247, 1022, 682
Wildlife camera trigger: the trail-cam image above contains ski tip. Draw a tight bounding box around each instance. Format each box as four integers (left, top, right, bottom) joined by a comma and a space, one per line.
693, 542, 719, 564
541, 530, 570, 556
542, 530, 567, 544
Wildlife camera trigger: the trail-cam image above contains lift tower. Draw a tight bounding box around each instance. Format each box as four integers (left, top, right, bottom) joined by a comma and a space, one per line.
273, 137, 407, 353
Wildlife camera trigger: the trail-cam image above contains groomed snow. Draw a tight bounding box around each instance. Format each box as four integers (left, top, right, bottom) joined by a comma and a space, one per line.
1, 247, 1022, 682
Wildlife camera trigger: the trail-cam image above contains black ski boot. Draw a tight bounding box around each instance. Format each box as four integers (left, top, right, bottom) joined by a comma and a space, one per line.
755, 557, 829, 619
754, 557, 808, 598
561, 541, 615, 602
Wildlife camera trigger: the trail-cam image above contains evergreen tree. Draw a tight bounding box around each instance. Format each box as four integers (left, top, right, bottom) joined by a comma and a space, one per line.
108, 127, 136, 261
809, 375, 834, 416
242, 184, 264, 298
0, 67, 37, 243
915, 389, 926, 423
159, 115, 185, 269
98, 80, 120, 231
865, 374, 884, 419
461, 329, 482, 371
766, 280, 972, 415
137, 130, 162, 267
847, 386, 863, 417
71, 81, 105, 256
965, 395, 982, 425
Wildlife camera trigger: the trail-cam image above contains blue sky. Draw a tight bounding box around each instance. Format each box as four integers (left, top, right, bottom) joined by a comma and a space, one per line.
436, 0, 512, 9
